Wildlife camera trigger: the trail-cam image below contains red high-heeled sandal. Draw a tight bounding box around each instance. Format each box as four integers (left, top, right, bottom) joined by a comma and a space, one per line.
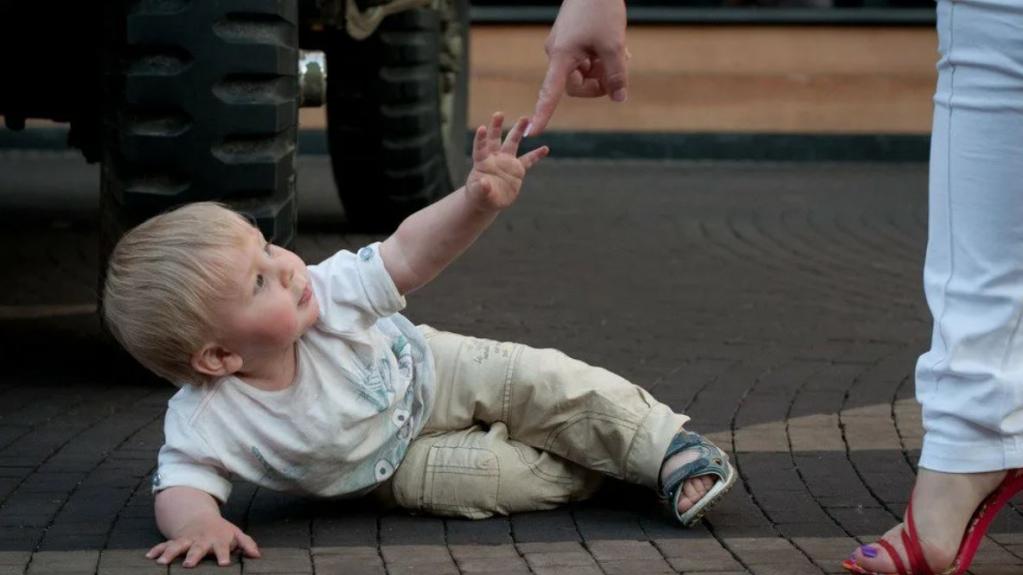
843, 469, 1023, 575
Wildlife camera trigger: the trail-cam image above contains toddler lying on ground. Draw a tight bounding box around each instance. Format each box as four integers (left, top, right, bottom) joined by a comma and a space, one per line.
103, 113, 737, 568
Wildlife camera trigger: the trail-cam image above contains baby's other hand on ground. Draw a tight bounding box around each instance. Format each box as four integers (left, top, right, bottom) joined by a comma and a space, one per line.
466, 113, 549, 212
145, 516, 260, 568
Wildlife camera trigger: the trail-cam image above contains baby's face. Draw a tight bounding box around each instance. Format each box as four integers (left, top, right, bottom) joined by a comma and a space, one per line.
212, 224, 320, 358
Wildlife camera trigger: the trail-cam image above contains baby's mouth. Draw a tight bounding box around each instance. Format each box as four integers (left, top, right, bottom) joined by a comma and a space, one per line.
298, 285, 312, 306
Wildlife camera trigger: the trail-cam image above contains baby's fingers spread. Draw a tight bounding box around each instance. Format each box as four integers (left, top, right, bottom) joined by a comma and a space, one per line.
519, 146, 550, 170
145, 542, 168, 559
236, 530, 261, 558
486, 112, 504, 153
471, 125, 489, 163
156, 539, 192, 565
501, 116, 530, 156
182, 541, 212, 568
213, 541, 232, 566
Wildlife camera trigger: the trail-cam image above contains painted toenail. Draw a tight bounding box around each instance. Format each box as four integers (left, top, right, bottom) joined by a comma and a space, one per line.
859, 545, 878, 558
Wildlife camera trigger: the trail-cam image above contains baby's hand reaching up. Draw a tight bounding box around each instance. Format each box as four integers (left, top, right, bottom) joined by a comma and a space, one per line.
466, 113, 549, 212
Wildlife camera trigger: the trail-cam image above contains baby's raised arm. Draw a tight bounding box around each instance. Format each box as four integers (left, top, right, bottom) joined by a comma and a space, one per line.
147, 486, 260, 567
380, 113, 548, 295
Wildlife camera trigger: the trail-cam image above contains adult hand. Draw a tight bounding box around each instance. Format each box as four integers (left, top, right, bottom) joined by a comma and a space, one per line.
528, 0, 628, 136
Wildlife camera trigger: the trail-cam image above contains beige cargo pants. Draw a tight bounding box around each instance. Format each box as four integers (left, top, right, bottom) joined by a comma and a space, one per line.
389, 328, 689, 519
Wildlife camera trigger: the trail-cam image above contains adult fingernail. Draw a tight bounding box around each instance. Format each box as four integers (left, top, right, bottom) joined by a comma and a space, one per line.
524, 123, 532, 138
612, 88, 627, 102
860, 545, 878, 558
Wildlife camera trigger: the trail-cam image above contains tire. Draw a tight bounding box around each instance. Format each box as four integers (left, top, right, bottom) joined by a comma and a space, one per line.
326, 0, 470, 231
99, 0, 301, 281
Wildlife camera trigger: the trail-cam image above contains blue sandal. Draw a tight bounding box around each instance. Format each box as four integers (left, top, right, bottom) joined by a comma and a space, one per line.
658, 430, 737, 526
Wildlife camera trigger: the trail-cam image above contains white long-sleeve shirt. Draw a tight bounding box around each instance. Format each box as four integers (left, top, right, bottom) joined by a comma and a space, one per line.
152, 243, 435, 502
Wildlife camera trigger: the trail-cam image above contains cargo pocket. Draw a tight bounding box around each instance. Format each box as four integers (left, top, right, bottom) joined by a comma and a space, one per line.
391, 427, 501, 519
422, 443, 500, 519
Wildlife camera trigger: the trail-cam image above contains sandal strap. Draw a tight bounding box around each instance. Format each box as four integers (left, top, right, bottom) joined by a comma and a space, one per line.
660, 456, 729, 499
903, 497, 935, 575
876, 538, 909, 575
658, 432, 729, 499
663, 431, 705, 460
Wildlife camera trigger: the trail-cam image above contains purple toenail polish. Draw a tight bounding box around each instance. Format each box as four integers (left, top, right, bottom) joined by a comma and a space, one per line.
860, 545, 878, 558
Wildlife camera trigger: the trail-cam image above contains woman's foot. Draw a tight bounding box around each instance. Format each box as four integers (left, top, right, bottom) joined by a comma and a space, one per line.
660, 448, 716, 515
846, 468, 1006, 573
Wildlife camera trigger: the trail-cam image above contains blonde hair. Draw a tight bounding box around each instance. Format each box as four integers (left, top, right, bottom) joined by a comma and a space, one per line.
103, 202, 253, 386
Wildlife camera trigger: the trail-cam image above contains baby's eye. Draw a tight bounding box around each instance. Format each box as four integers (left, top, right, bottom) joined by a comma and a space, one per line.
254, 274, 265, 293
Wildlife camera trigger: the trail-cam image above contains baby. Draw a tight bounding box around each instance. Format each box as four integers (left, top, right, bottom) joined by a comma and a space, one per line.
103, 113, 736, 568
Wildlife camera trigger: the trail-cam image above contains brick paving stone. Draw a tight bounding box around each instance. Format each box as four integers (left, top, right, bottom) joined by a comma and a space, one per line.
379, 515, 447, 546
518, 541, 600, 571
734, 423, 789, 452
169, 560, 239, 574
26, 550, 99, 574
725, 537, 807, 565
445, 517, 513, 545
449, 544, 529, 574
311, 546, 384, 575
509, 509, 580, 543
842, 405, 904, 451
239, 548, 311, 574
381, 544, 452, 565
971, 567, 1023, 575
380, 545, 458, 575
96, 549, 165, 575
991, 532, 1023, 545
654, 537, 744, 572
585, 539, 660, 561
0, 552, 29, 566
599, 559, 676, 574
747, 562, 826, 575
791, 537, 858, 561
530, 566, 603, 575
775, 522, 847, 539
789, 418, 846, 453
971, 540, 1023, 566
387, 563, 459, 575
795, 452, 875, 501
828, 506, 899, 538
573, 505, 648, 541
448, 543, 520, 560
310, 512, 378, 547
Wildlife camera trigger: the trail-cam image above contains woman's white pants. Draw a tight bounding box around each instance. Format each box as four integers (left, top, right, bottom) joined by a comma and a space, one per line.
916, 0, 1023, 472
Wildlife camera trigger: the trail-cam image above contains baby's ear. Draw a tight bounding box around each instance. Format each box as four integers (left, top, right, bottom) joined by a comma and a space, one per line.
191, 344, 243, 377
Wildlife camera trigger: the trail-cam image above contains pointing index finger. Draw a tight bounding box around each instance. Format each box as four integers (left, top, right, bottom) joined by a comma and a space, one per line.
529, 52, 575, 137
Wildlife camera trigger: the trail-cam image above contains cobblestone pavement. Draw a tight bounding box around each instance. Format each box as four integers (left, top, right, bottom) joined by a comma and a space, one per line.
2, 153, 1021, 574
